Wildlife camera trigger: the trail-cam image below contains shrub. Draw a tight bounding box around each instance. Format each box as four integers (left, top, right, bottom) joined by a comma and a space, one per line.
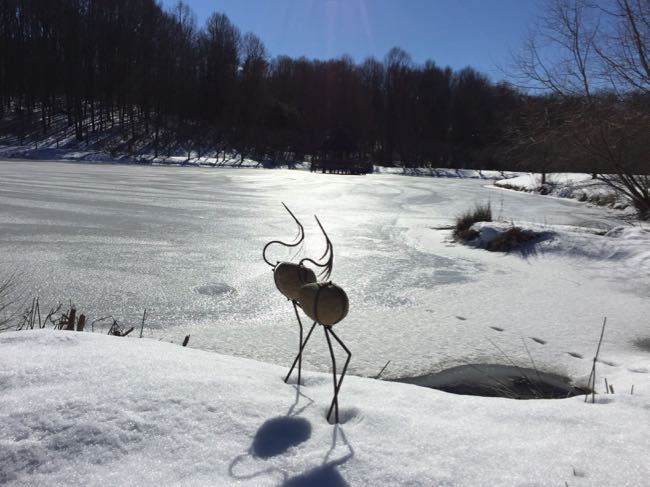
589, 193, 617, 207
633, 337, 650, 353
453, 202, 492, 241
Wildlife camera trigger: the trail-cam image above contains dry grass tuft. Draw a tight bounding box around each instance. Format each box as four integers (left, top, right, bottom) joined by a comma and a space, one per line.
453, 202, 492, 241
633, 337, 650, 353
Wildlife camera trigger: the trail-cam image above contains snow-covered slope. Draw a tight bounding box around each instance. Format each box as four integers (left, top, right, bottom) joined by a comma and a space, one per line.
493, 173, 631, 211
470, 222, 650, 265
0, 144, 266, 168
1, 331, 649, 486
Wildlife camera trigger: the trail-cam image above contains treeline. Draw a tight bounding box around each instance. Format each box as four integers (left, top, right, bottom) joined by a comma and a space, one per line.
0, 0, 522, 167
1, 0, 648, 182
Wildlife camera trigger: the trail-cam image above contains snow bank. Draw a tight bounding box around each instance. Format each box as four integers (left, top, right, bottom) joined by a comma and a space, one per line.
0, 146, 137, 164
0, 145, 268, 168
1, 143, 520, 178
495, 173, 593, 191
1, 331, 649, 486
3, 144, 513, 178
470, 221, 650, 269
374, 166, 519, 179
494, 173, 630, 211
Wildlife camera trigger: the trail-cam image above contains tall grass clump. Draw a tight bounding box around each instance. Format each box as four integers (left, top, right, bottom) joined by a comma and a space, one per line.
0, 273, 18, 331
453, 202, 492, 241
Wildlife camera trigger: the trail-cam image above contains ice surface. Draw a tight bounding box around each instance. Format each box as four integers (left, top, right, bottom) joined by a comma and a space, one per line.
1, 331, 649, 486
0, 160, 648, 391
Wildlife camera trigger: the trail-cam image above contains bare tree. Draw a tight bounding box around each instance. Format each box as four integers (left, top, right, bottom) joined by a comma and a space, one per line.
503, 94, 571, 185
514, 0, 650, 218
596, 0, 650, 94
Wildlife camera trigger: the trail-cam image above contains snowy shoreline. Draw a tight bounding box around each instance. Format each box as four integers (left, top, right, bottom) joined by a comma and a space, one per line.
0, 143, 519, 178
494, 172, 634, 216
0, 144, 637, 218
1, 330, 649, 486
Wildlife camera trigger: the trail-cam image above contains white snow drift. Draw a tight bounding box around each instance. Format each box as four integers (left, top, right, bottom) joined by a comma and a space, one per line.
1, 330, 649, 486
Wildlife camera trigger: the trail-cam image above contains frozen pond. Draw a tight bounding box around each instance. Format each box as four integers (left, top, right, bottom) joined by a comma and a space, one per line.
0, 160, 647, 381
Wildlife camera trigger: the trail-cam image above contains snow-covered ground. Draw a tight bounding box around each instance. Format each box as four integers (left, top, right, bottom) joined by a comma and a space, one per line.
1, 159, 649, 485
373, 166, 518, 179
0, 144, 265, 168
470, 221, 650, 263
0, 143, 518, 177
1, 330, 649, 486
494, 172, 631, 212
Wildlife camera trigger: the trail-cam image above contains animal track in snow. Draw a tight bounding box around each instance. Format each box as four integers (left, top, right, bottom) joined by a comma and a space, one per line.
591, 396, 615, 405
628, 367, 649, 374
596, 358, 618, 367
325, 406, 361, 425
571, 466, 587, 478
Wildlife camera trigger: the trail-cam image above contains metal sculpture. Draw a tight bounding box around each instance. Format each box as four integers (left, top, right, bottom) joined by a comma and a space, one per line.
263, 203, 351, 423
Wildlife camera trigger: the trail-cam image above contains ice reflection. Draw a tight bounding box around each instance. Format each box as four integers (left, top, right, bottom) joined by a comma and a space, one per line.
0, 161, 638, 378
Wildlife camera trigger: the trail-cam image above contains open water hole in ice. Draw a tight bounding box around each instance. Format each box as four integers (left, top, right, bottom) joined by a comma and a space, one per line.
1, 160, 646, 382
393, 364, 590, 399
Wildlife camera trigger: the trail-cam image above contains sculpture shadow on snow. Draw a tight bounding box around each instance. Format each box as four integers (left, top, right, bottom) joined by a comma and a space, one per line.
228, 385, 354, 486
282, 425, 354, 487
252, 416, 312, 459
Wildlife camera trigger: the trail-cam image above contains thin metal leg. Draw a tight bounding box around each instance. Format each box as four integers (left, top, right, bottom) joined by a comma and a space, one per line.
324, 326, 339, 423
326, 327, 352, 424
284, 321, 317, 384
293, 301, 303, 386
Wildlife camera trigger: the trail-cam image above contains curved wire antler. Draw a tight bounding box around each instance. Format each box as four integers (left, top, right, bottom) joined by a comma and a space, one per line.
299, 215, 333, 280
262, 202, 305, 267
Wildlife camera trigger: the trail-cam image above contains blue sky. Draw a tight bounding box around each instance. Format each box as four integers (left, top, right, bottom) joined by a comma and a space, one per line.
161, 0, 541, 81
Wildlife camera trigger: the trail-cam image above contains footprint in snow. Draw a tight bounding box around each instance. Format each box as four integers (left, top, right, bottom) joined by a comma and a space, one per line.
591, 396, 615, 405
567, 352, 584, 359
627, 367, 648, 374
571, 466, 587, 478
490, 326, 504, 332
529, 337, 547, 345
596, 358, 618, 367
321, 406, 362, 425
